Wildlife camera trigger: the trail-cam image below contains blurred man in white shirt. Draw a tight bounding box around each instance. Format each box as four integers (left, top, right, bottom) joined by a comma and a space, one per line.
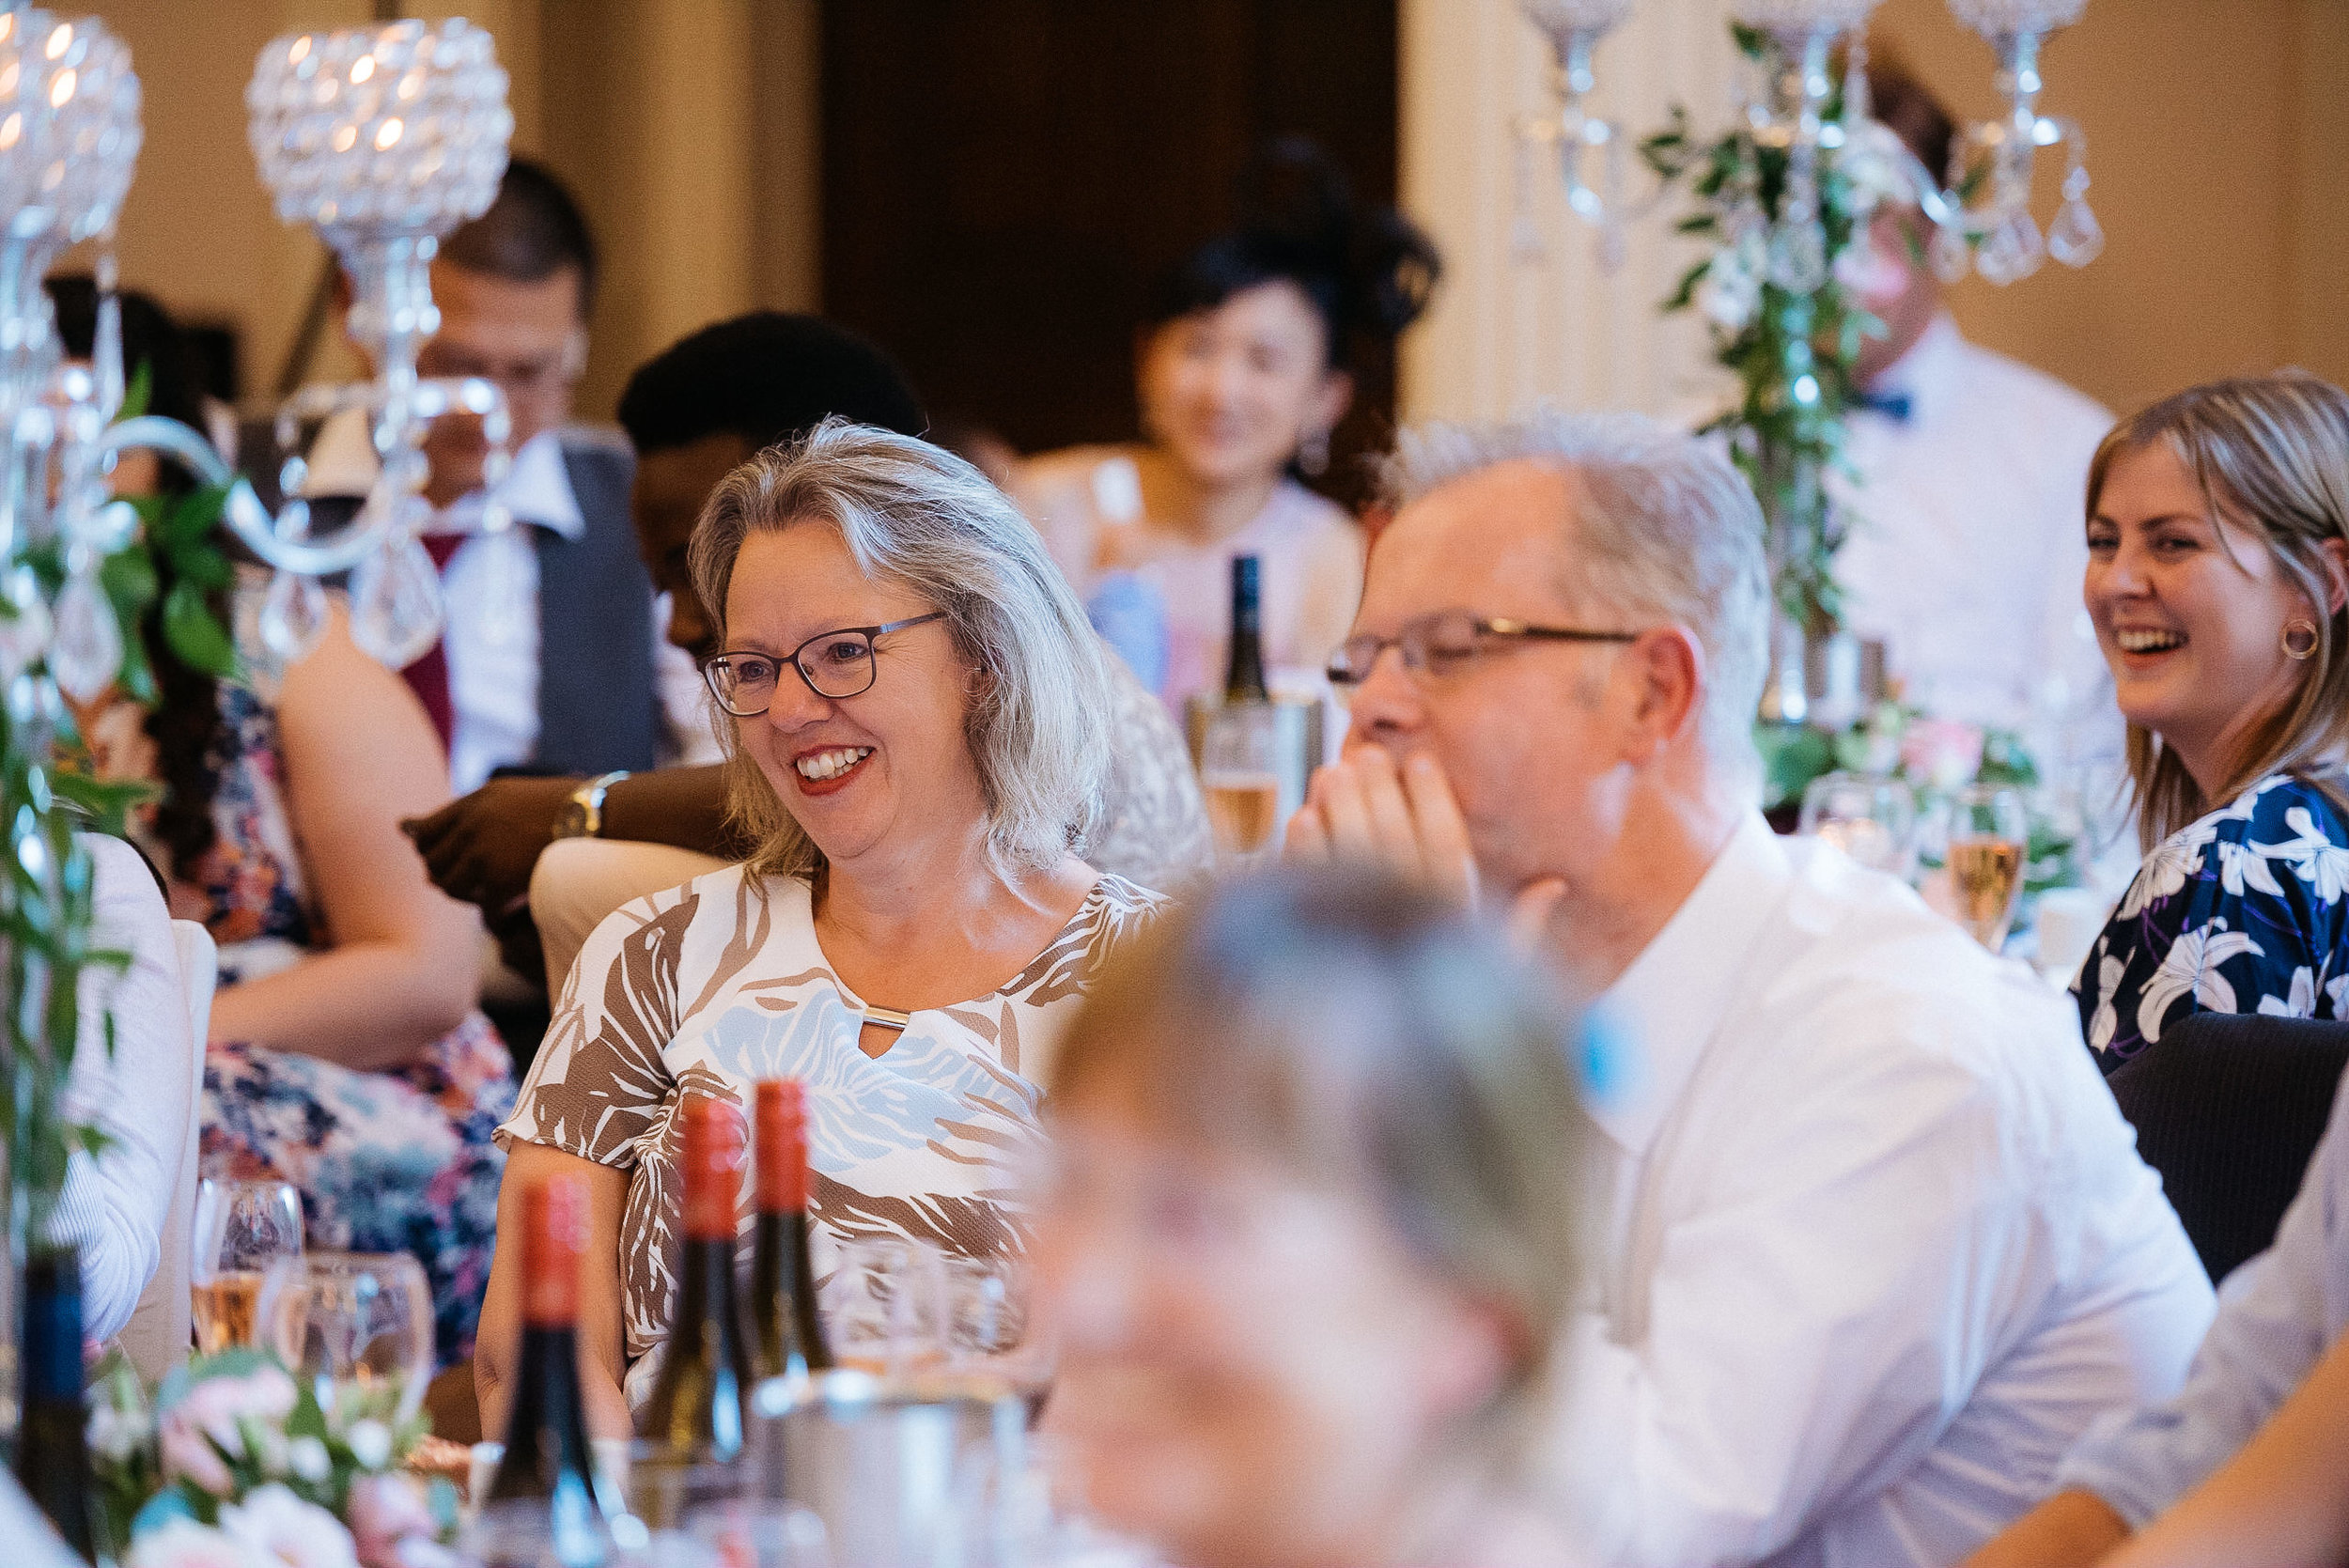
1835, 63, 2116, 764
1288, 408, 2213, 1567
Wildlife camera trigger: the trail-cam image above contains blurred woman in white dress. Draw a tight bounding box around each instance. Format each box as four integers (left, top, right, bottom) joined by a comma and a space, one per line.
1014, 139, 1439, 716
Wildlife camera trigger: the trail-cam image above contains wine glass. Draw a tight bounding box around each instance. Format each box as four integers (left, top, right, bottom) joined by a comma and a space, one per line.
1199, 702, 1284, 863
824, 1239, 946, 1379
944, 1253, 1056, 1422
1797, 771, 1917, 877
191, 1178, 304, 1354
1943, 784, 2030, 950
258, 1251, 435, 1423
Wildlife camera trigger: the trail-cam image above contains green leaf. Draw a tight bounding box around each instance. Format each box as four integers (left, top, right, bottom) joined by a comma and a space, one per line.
50, 771, 158, 834
117, 359, 151, 425
159, 483, 229, 551
1731, 20, 1769, 59
1661, 257, 1709, 313
1674, 213, 1721, 236
163, 580, 239, 678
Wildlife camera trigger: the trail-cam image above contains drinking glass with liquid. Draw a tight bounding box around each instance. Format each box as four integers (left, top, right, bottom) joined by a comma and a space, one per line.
191, 1177, 304, 1353
1200, 703, 1283, 862
1797, 771, 1917, 878
1943, 784, 2030, 950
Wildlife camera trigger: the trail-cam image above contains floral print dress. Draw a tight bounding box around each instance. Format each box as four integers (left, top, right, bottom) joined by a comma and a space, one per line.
498, 865, 1164, 1408
2075, 772, 2349, 1072
172, 680, 513, 1366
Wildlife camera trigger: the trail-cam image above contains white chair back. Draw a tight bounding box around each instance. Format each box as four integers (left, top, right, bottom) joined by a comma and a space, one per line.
118, 921, 215, 1383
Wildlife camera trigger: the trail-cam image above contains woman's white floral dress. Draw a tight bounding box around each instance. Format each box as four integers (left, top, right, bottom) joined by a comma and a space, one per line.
2075, 772, 2349, 1071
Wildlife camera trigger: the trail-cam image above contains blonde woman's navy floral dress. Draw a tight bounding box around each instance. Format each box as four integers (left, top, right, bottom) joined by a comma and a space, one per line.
151, 679, 512, 1365
2075, 772, 2349, 1073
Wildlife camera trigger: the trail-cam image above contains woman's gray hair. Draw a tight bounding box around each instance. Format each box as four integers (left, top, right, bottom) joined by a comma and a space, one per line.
1380, 407, 1769, 778
689, 418, 1112, 881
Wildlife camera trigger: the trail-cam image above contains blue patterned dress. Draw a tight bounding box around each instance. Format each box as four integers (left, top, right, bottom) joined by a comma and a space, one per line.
2074, 772, 2349, 1073
170, 680, 512, 1365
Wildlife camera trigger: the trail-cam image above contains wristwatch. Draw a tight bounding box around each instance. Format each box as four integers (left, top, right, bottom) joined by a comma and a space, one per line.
555, 770, 630, 840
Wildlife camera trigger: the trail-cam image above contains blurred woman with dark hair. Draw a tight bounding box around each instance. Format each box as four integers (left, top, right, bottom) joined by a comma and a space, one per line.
1014, 138, 1439, 716
1033, 865, 1584, 1568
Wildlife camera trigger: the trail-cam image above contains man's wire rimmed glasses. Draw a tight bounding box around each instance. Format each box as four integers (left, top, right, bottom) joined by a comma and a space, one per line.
1327, 610, 1638, 686
705, 612, 948, 716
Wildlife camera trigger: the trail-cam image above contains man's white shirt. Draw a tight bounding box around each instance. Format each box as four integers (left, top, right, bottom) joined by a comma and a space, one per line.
1832, 314, 2116, 762
303, 411, 707, 790
1551, 815, 2215, 1568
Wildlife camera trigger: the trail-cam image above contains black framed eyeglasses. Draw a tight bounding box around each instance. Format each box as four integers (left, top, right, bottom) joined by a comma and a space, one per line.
704, 612, 948, 716
1327, 611, 1638, 687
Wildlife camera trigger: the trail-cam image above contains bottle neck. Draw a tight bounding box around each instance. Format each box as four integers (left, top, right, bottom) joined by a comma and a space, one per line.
22, 1250, 83, 1405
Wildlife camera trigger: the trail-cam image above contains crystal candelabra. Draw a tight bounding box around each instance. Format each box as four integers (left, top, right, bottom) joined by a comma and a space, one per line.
1516, 0, 2100, 287
242, 17, 518, 669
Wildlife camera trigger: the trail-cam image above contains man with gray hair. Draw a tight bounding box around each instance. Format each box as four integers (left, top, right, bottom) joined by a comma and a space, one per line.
1289, 408, 2214, 1568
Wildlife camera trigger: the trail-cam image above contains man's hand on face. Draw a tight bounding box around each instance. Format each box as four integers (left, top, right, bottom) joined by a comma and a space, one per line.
400, 773, 581, 916
1285, 748, 1566, 950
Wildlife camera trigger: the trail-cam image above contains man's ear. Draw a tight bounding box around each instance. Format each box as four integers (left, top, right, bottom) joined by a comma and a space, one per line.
1618, 626, 1703, 763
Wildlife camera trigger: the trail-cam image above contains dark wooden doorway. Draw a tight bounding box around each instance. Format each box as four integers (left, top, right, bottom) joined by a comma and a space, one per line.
819, 0, 1401, 508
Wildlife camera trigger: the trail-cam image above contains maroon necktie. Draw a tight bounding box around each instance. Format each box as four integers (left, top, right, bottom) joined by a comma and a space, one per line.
399, 533, 469, 754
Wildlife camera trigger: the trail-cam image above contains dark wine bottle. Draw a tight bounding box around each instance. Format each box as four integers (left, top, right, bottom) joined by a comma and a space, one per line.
751, 1079, 835, 1381
640, 1094, 754, 1467
471, 1173, 617, 1567
1223, 553, 1268, 704
16, 1248, 95, 1562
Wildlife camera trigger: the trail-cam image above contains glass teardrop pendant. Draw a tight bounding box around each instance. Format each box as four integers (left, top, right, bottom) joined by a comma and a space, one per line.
257, 569, 330, 664
350, 534, 445, 670
1975, 206, 2045, 287
2047, 196, 2104, 268
49, 567, 123, 704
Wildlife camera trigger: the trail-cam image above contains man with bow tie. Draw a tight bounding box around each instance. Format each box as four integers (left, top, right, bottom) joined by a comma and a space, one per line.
297, 158, 679, 796
1832, 59, 2116, 759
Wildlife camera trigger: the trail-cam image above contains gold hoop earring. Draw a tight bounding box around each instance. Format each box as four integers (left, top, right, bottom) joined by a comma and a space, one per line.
2283, 618, 2321, 660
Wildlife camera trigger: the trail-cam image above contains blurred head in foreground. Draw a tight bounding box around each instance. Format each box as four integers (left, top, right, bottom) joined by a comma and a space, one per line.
1032, 866, 1584, 1568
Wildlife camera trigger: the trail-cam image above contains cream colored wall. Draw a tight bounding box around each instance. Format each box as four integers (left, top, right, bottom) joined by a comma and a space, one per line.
80, 0, 817, 421
1401, 0, 2349, 426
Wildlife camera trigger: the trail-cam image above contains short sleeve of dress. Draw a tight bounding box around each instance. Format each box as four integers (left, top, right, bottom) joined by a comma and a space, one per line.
497, 876, 714, 1165
2075, 775, 2349, 1072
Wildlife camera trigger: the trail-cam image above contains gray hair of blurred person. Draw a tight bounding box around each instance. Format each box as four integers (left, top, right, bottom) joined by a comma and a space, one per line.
1050, 864, 1586, 1470
689, 418, 1112, 882
1380, 407, 1771, 785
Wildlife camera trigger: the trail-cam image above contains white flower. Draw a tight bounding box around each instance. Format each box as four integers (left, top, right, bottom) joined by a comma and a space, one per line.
2253, 805, 2349, 904
2137, 919, 2263, 1044
1697, 248, 1761, 333
2216, 840, 2289, 899
1837, 117, 1914, 213
2118, 820, 2219, 919
2259, 966, 2320, 1018
88, 1398, 152, 1463
344, 1419, 392, 1470
2087, 953, 2123, 1053
2328, 970, 2349, 1017
124, 1517, 265, 1568
287, 1434, 331, 1483
219, 1483, 360, 1568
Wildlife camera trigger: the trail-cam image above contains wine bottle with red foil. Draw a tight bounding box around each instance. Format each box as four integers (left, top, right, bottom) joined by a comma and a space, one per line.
15, 1248, 96, 1561
751, 1079, 835, 1381
641, 1094, 754, 1467
470, 1173, 618, 1568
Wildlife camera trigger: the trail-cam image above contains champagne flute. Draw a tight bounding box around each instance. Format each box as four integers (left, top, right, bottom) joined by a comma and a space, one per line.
191, 1178, 304, 1354
1944, 784, 2030, 950
1797, 771, 1917, 877
258, 1251, 435, 1424
1199, 702, 1283, 862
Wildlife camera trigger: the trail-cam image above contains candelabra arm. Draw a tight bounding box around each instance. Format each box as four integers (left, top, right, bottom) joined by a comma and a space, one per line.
99, 414, 389, 579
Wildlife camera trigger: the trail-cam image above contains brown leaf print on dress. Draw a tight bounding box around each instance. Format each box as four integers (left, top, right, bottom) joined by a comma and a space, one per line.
621, 1066, 742, 1364
513, 893, 701, 1160
813, 1169, 1026, 1260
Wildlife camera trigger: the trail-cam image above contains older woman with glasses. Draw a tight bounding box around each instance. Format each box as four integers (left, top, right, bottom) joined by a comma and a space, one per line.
475, 420, 1167, 1436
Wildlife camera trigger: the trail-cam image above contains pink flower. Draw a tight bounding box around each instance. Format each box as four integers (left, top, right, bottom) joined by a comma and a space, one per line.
124, 1516, 265, 1568
1901, 718, 1984, 794
346, 1473, 436, 1568
161, 1368, 299, 1495
218, 1484, 360, 1568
